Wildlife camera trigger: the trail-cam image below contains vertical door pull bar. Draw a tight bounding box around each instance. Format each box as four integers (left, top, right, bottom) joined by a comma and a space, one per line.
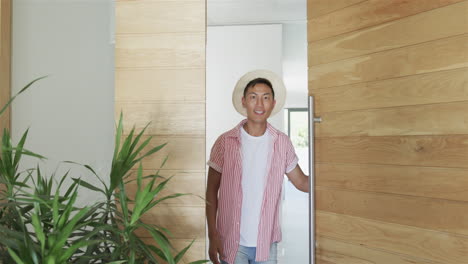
308, 96, 321, 264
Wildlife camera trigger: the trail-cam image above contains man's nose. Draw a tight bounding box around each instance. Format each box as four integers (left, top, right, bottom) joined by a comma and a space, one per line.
256, 98, 264, 106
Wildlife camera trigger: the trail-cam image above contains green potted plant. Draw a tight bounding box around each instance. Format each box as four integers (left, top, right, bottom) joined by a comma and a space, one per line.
0, 78, 207, 264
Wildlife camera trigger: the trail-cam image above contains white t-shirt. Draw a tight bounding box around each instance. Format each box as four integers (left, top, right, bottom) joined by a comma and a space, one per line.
239, 126, 272, 247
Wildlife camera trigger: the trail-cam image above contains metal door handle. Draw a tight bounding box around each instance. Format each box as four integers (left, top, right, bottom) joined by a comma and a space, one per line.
308, 96, 321, 264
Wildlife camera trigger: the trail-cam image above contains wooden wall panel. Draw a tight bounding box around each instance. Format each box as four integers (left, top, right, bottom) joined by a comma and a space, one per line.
317, 187, 468, 235
115, 68, 205, 102
317, 212, 468, 264
307, 0, 365, 19
316, 236, 435, 264
316, 101, 468, 137
137, 206, 205, 239
316, 163, 468, 202
316, 135, 468, 168
116, 1, 205, 34
309, 1, 468, 262
309, 34, 468, 89
308, 0, 464, 42
115, 0, 206, 262
126, 170, 205, 206
117, 0, 201, 2
139, 136, 205, 171
313, 68, 468, 113
116, 33, 205, 68
116, 102, 205, 136
0, 0, 11, 135
316, 259, 334, 264
309, 1, 468, 66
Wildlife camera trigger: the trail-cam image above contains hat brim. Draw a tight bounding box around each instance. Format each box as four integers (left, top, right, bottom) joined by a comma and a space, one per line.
232, 70, 286, 117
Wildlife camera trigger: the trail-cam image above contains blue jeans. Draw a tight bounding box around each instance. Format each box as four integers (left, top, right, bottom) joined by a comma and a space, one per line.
221, 243, 277, 264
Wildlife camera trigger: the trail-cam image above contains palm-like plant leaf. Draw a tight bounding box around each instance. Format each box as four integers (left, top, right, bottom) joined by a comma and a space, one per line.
1, 80, 206, 263
0, 76, 47, 117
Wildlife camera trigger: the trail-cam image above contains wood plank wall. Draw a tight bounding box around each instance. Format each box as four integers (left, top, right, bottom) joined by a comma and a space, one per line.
308, 1, 468, 263
115, 0, 206, 262
0, 0, 11, 134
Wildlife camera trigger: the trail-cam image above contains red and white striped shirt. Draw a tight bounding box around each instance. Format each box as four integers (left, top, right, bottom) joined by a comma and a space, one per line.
208, 119, 298, 263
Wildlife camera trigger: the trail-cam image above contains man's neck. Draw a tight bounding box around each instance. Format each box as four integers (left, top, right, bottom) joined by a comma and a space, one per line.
243, 120, 267, 137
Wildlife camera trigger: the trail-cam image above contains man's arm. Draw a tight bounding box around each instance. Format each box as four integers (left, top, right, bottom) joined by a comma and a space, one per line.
206, 167, 224, 264
285, 165, 309, 192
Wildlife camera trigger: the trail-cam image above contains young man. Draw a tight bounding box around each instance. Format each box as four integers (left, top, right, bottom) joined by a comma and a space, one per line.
206, 70, 309, 264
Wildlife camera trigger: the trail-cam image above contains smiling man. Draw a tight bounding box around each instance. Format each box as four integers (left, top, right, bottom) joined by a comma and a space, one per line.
206, 70, 309, 264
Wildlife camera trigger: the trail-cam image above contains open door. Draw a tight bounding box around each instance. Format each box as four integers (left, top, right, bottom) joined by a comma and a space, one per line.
308, 1, 468, 263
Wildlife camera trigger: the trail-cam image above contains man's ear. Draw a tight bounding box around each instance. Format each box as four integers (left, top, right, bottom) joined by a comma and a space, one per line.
242, 97, 246, 108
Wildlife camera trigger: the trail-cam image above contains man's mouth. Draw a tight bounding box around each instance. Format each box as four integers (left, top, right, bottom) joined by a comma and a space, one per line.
254, 110, 265, 115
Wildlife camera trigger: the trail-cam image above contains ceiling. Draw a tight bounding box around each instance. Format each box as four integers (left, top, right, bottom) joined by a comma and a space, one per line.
207, 0, 307, 26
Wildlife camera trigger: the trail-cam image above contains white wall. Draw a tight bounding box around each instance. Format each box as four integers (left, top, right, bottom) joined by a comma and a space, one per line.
206, 24, 283, 155
282, 22, 308, 109
11, 0, 114, 205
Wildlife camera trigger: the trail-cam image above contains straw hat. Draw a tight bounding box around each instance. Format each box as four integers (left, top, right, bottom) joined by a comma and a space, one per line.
232, 69, 286, 117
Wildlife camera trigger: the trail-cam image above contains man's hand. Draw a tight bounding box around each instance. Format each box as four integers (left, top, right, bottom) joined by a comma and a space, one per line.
206, 167, 223, 263
208, 233, 224, 264
286, 165, 309, 192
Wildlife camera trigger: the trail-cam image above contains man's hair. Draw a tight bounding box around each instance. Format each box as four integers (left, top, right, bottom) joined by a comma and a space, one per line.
243, 78, 275, 99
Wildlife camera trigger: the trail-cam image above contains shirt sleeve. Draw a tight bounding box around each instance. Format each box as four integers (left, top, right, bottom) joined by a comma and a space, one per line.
207, 135, 225, 173
285, 136, 299, 173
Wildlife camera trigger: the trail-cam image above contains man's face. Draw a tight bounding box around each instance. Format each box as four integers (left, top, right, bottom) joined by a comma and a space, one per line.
242, 83, 276, 124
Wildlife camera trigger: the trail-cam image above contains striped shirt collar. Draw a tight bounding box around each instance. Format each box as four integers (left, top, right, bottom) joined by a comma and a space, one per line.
225, 119, 279, 141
